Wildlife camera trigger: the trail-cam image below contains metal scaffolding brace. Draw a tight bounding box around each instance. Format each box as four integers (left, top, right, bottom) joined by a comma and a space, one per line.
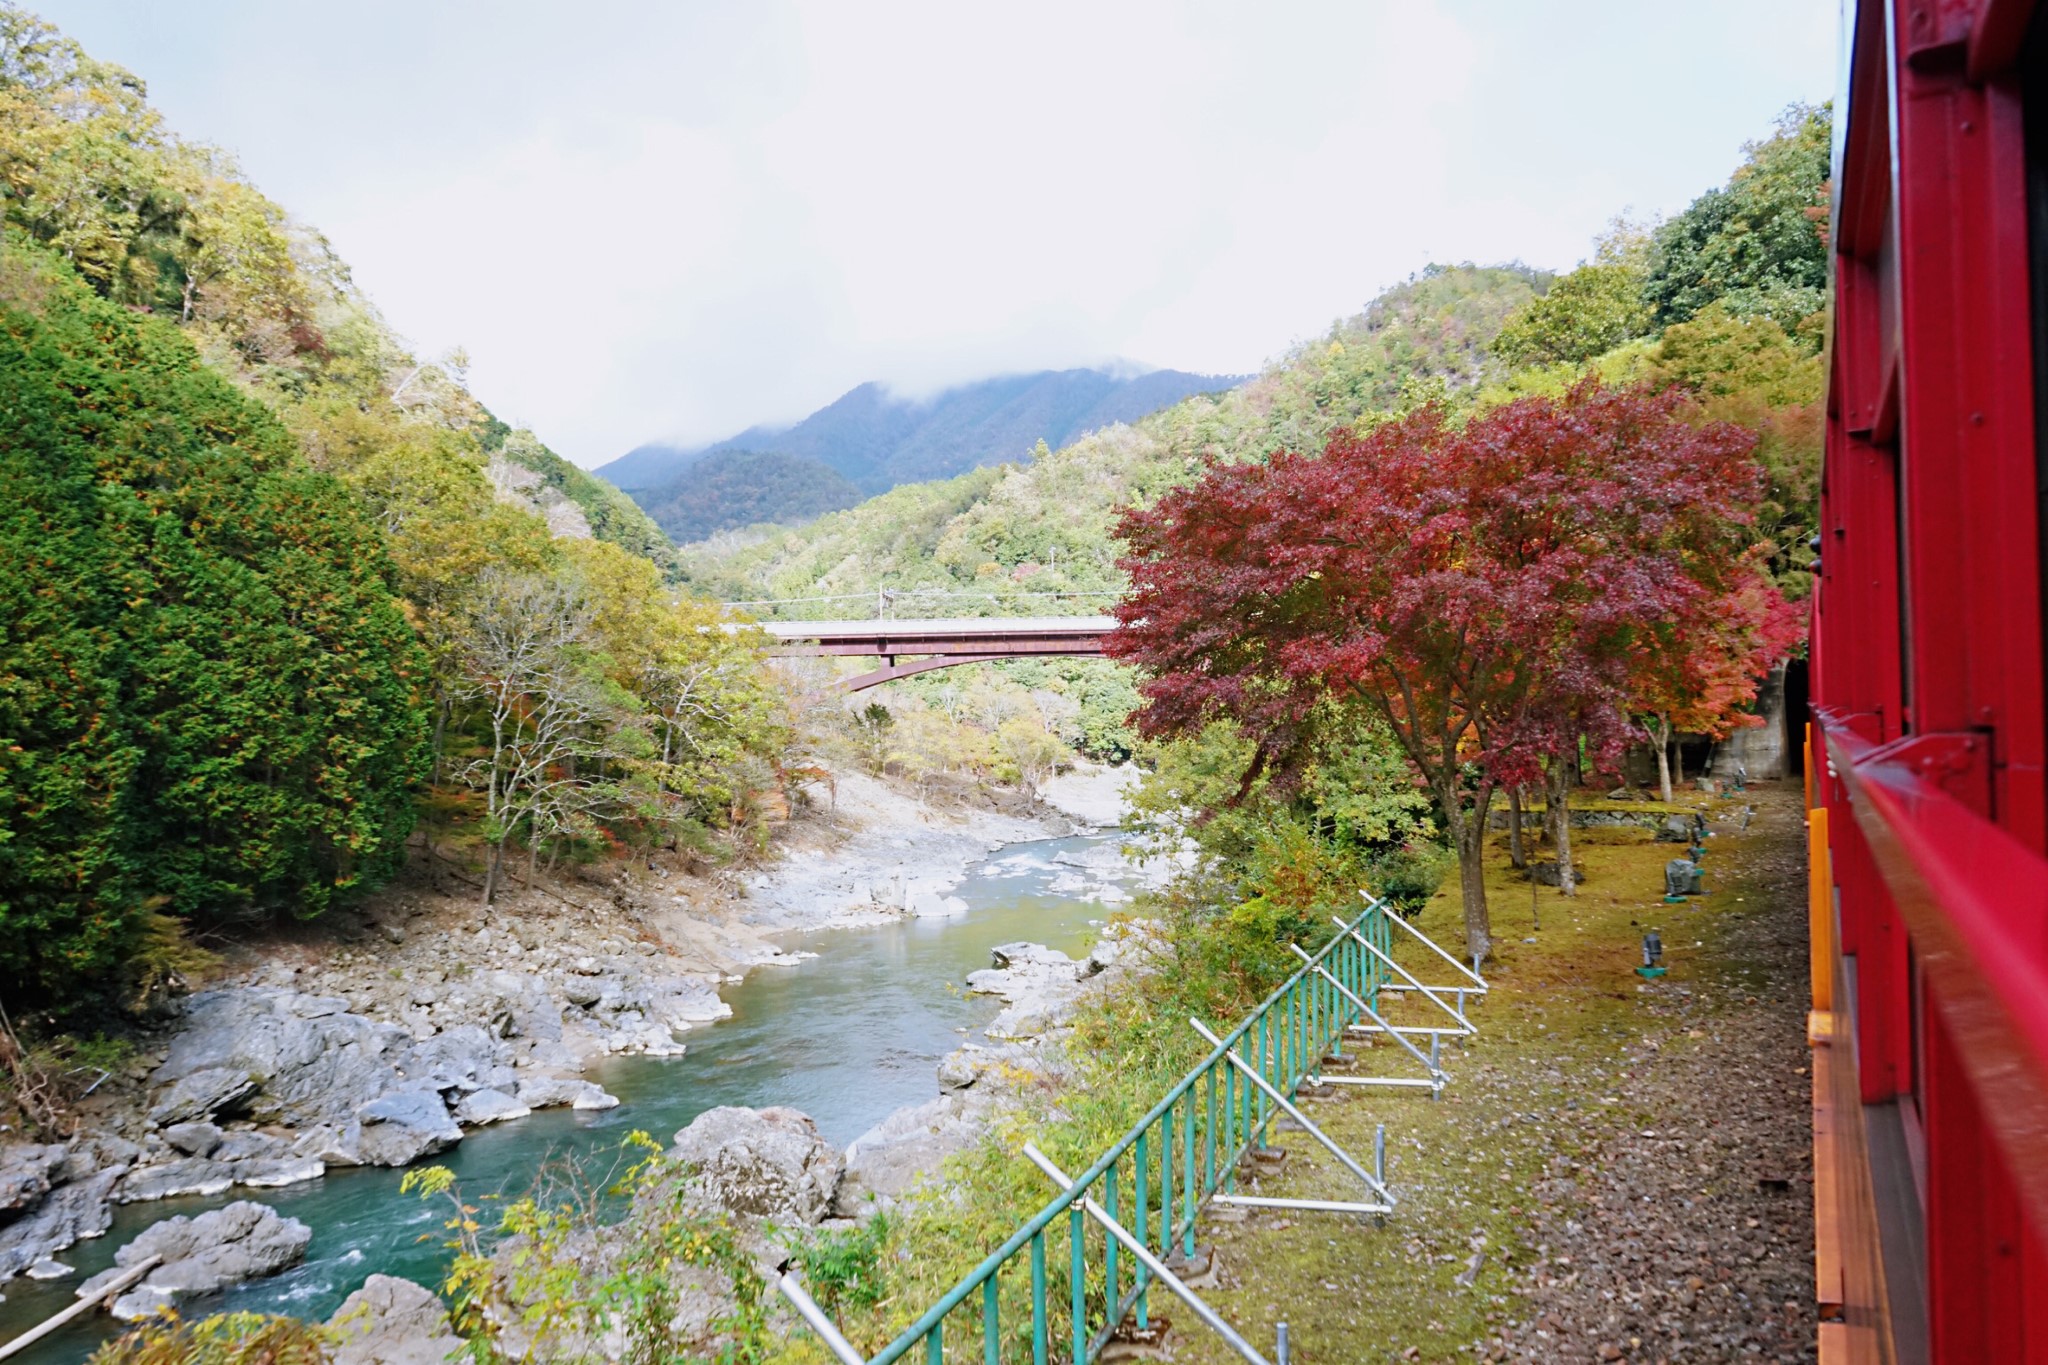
1191, 1017, 1394, 1218
1022, 1143, 1286, 1365
1307, 904, 1490, 1098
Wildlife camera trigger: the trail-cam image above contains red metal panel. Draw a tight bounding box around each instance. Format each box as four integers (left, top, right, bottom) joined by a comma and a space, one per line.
1816, 3, 2048, 1353
1835, 0, 1895, 260
1967, 0, 2040, 78
1889, 0, 2047, 846
1820, 717, 2048, 1239
1922, 1001, 2048, 1363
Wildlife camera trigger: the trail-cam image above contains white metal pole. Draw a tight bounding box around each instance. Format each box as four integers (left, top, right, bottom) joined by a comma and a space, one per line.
1020, 1144, 1274, 1365
1191, 1018, 1396, 1205
768, 1269, 867, 1365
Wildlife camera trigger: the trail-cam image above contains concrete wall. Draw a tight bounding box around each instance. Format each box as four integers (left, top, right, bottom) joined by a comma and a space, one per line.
1711, 664, 1788, 781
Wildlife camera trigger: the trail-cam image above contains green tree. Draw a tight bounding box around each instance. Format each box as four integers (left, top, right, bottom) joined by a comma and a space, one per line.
0, 238, 428, 1007
1643, 103, 1832, 337
1493, 256, 1651, 370
1127, 709, 1443, 921
1643, 304, 1823, 592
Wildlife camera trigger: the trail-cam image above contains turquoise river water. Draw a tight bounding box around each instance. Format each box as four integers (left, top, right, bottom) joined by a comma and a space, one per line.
0, 833, 1120, 1363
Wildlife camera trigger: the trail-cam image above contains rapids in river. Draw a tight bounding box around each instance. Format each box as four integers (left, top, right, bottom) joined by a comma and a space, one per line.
0, 832, 1131, 1363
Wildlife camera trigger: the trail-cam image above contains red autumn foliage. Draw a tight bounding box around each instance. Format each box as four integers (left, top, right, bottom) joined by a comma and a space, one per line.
1629, 569, 1805, 801
1108, 380, 1790, 960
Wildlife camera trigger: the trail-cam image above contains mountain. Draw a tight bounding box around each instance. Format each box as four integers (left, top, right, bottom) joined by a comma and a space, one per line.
632, 450, 863, 545
601, 366, 1243, 497
679, 265, 1549, 613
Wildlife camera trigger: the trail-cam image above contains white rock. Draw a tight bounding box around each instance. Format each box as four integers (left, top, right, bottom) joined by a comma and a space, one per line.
454, 1089, 532, 1126
77, 1201, 312, 1321
235, 1157, 325, 1189
326, 1274, 463, 1365
514, 1075, 617, 1111
670, 1107, 842, 1224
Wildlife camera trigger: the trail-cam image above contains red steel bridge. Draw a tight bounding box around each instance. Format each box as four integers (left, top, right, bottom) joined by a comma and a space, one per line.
1811, 2, 2048, 1360
755, 615, 1112, 692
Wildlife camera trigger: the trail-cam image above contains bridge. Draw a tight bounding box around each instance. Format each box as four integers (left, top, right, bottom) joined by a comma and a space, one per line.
756, 615, 1113, 692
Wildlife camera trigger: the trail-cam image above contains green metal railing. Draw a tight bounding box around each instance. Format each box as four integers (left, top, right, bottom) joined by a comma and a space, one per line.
806, 896, 1405, 1364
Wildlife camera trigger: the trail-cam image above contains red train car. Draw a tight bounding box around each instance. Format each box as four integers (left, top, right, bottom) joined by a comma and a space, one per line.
1810, 0, 2048, 1360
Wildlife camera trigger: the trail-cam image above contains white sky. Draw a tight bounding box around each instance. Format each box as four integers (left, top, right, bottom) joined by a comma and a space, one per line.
34, 1, 1837, 468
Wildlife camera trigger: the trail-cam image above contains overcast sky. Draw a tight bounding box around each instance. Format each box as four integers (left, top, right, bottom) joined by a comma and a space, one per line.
34, 2, 1836, 468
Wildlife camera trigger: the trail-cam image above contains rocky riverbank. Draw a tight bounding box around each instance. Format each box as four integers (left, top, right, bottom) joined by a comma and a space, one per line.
1, 917, 1158, 1353
735, 764, 1143, 930
0, 759, 1146, 1330
421, 918, 1169, 1360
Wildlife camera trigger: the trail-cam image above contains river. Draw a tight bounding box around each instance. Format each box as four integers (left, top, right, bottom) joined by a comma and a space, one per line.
0, 832, 1128, 1363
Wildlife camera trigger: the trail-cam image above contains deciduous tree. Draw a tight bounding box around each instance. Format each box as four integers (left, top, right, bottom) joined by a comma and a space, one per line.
1629, 572, 1802, 802
1110, 381, 1769, 962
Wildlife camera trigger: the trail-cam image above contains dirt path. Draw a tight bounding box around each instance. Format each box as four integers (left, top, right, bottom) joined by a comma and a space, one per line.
1164, 783, 1816, 1365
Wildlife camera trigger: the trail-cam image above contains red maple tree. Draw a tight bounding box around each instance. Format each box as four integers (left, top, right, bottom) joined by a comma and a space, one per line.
1628, 569, 1803, 802
1108, 381, 1778, 962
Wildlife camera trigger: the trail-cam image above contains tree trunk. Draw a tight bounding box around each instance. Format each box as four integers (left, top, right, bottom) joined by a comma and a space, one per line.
1440, 779, 1495, 967
1653, 715, 1674, 804
429, 697, 449, 787
1672, 733, 1684, 790
1507, 785, 1526, 868
482, 838, 505, 905
1546, 761, 1577, 897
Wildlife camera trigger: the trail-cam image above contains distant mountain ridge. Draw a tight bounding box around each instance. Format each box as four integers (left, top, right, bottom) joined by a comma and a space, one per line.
601, 366, 1242, 501
676, 265, 1552, 610
630, 449, 864, 546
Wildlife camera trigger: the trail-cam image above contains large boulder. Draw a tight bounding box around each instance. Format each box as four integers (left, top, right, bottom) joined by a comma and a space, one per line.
670, 1106, 842, 1223
211, 1131, 289, 1163
161, 1122, 223, 1157
147, 1067, 259, 1127
148, 988, 527, 1143
969, 945, 1088, 1040
833, 1095, 985, 1217
150, 989, 415, 1127
514, 1075, 619, 1111
326, 1274, 464, 1365
475, 970, 571, 1065
398, 1026, 518, 1095
454, 1089, 531, 1126
355, 1092, 463, 1167
114, 1157, 234, 1203
57, 1131, 142, 1185
935, 1040, 1058, 1093
235, 1156, 326, 1189
0, 1168, 120, 1280
0, 1142, 67, 1215
76, 1200, 311, 1321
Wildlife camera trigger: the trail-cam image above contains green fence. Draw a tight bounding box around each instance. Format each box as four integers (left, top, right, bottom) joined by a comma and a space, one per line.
805, 895, 1404, 1364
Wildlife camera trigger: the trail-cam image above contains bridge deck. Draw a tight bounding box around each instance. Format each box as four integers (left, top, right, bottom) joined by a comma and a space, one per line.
757, 615, 1112, 660
756, 615, 1114, 640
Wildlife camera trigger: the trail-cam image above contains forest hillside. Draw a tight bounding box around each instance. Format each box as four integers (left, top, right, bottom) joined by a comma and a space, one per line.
0, 7, 782, 1013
